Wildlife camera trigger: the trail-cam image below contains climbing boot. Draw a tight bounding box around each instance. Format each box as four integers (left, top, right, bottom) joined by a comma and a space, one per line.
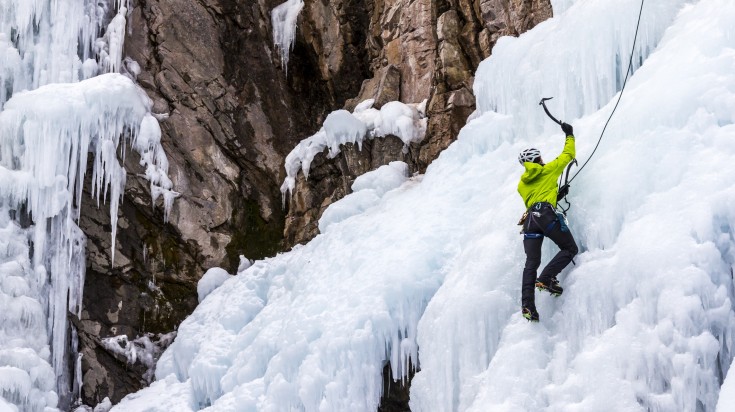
536, 278, 563, 297
522, 306, 539, 322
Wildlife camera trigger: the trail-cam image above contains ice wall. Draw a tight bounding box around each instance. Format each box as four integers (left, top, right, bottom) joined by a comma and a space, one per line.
412, 0, 735, 410
0, 1, 175, 410
475, 0, 686, 139
116, 0, 735, 411
0, 0, 108, 106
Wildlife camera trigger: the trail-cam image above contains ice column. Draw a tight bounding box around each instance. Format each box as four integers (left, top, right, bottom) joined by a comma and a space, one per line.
0, 1, 176, 410
0, 73, 175, 410
0, 0, 108, 107
97, 6, 128, 73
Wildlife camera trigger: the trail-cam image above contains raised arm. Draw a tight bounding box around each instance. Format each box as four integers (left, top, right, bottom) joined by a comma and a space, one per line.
545, 123, 576, 174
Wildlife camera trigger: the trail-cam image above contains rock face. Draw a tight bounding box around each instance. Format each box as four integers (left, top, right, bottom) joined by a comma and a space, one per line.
76, 0, 551, 406
77, 0, 368, 405
283, 0, 553, 247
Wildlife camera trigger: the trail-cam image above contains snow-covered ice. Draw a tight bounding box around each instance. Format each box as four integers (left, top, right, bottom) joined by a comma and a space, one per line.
281, 99, 426, 199
319, 161, 409, 233
100, 332, 176, 384
118, 0, 735, 411
198, 268, 233, 303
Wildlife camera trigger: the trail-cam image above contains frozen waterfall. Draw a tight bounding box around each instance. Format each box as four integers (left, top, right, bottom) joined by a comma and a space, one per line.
117, 0, 735, 411
0, 1, 174, 410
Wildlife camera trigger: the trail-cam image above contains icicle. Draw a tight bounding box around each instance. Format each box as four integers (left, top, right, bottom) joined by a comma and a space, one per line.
0, 1, 176, 410
271, 0, 304, 73
100, 7, 127, 73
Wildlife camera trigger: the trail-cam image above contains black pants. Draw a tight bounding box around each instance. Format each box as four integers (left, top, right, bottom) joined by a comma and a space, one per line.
521, 203, 578, 308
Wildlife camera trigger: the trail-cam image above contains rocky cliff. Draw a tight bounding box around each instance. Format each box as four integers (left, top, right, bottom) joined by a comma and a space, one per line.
77, 0, 551, 406
283, 0, 552, 246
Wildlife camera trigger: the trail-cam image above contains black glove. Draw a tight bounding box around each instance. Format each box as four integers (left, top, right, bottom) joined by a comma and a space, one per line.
561, 122, 573, 136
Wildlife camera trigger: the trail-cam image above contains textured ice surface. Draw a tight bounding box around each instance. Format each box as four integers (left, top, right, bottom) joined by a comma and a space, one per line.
117, 0, 735, 411
0, 219, 58, 411
198, 268, 232, 303
0, 1, 174, 410
319, 161, 409, 233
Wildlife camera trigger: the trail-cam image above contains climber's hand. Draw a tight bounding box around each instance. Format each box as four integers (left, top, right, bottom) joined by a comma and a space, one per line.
561, 122, 573, 136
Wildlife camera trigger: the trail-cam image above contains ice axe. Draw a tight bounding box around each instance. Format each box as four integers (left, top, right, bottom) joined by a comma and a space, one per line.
539, 97, 563, 126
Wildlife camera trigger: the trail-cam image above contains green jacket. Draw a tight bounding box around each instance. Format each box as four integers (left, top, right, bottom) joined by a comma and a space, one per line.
517, 136, 576, 208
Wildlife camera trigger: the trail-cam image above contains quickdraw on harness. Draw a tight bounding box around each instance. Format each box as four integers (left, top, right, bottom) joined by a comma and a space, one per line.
538, 0, 646, 215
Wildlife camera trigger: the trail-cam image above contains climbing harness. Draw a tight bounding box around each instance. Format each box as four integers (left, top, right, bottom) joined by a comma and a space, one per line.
539, 0, 646, 212
519, 202, 570, 240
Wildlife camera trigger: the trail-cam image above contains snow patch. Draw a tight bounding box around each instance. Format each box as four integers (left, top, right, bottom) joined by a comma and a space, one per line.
281, 100, 426, 200
319, 161, 409, 233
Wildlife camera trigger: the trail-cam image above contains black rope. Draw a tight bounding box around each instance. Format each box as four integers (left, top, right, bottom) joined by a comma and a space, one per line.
568, 0, 645, 184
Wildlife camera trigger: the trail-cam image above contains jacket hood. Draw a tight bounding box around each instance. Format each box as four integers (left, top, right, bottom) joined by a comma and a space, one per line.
521, 162, 543, 183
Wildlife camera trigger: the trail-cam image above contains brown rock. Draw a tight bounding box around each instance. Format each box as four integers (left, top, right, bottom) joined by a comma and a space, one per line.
385, 38, 403, 66
478, 27, 494, 58
479, 0, 553, 49
78, 0, 372, 404
344, 65, 401, 111
397, 0, 436, 103
448, 86, 476, 109
437, 10, 461, 41
439, 41, 472, 89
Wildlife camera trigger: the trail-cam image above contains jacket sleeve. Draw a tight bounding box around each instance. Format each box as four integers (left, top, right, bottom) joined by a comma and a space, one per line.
546, 136, 576, 175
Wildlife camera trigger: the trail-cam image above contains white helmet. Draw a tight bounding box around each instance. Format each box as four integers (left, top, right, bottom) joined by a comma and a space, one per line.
518, 148, 541, 165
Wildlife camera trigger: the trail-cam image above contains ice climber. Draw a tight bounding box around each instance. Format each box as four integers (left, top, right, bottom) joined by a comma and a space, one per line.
517, 122, 578, 322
